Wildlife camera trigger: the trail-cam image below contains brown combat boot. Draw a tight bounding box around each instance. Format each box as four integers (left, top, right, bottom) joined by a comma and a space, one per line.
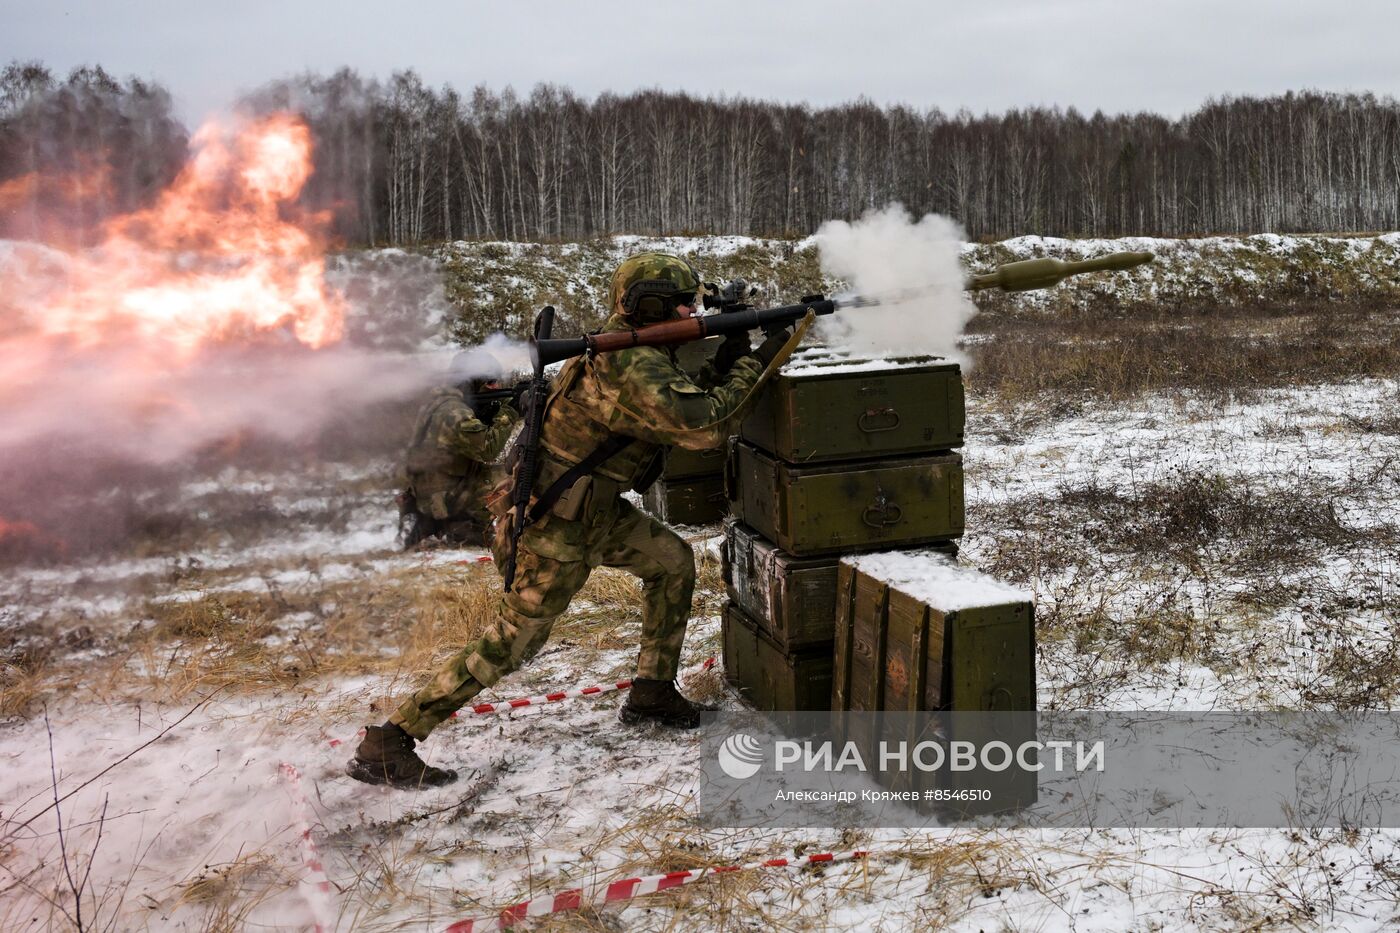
346, 723, 458, 789
619, 679, 716, 729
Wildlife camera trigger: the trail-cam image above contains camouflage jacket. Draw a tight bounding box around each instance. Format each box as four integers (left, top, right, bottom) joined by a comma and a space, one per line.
406, 387, 519, 486
537, 313, 765, 490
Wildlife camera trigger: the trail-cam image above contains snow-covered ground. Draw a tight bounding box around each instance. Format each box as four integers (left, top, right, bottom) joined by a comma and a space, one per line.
6, 374, 1398, 930
4, 233, 1400, 931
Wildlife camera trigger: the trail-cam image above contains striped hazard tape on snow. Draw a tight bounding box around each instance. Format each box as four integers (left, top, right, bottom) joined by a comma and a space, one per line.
325, 657, 717, 747
444, 849, 870, 931
279, 762, 337, 933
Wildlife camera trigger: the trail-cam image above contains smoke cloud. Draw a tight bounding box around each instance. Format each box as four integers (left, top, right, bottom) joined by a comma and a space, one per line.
815, 204, 976, 361
446, 332, 532, 383
0, 112, 520, 561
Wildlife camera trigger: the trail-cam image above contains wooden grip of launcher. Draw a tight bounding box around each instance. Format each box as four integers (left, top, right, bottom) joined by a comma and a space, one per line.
586, 317, 708, 353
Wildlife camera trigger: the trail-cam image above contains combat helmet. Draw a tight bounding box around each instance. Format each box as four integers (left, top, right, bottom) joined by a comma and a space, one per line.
448, 347, 507, 391
610, 252, 701, 325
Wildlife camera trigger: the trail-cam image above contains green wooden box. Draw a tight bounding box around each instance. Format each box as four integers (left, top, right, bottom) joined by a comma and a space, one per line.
641, 474, 728, 526
740, 352, 964, 464
832, 550, 1037, 812
723, 518, 956, 651
832, 550, 1035, 714
661, 444, 729, 481
723, 519, 841, 651
728, 441, 964, 557
722, 601, 834, 712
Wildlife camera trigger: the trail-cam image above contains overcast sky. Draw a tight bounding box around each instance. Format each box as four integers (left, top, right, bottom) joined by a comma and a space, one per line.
2, 0, 1394, 122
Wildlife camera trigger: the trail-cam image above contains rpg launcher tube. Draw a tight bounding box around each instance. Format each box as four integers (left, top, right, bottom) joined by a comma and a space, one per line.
530, 298, 838, 369
965, 250, 1154, 292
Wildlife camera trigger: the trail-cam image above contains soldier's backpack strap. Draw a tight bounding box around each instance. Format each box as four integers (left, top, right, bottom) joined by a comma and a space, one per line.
525, 434, 635, 524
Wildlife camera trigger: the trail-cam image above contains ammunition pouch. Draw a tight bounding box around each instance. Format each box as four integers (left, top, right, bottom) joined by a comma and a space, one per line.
550, 475, 593, 522
486, 484, 513, 519
526, 436, 635, 525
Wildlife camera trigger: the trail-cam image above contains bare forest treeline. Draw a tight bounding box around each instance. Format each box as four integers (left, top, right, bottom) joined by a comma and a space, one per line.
7, 62, 1400, 244
0, 62, 187, 245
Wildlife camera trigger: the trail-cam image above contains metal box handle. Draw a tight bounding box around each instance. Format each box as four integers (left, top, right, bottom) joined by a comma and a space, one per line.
862, 493, 904, 528
858, 408, 901, 433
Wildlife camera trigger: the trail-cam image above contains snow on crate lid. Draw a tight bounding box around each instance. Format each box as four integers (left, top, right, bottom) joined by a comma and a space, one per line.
781, 346, 948, 377
842, 550, 1031, 612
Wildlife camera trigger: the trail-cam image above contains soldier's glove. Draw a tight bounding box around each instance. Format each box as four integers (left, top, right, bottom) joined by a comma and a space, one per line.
510, 381, 531, 412
750, 326, 794, 368
711, 331, 752, 376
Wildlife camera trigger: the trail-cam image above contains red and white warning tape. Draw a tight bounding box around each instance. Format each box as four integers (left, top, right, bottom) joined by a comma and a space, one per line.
444, 848, 870, 931
279, 762, 337, 933
326, 657, 717, 747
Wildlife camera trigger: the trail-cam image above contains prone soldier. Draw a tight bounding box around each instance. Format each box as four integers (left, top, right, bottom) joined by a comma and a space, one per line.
398, 349, 525, 549
350, 252, 792, 788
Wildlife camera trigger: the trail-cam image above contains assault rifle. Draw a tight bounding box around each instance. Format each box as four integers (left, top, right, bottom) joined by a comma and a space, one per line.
466, 381, 529, 407
501, 307, 555, 593
529, 250, 1153, 370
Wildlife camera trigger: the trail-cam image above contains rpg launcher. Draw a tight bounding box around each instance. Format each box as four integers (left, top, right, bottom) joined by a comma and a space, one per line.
529, 250, 1153, 370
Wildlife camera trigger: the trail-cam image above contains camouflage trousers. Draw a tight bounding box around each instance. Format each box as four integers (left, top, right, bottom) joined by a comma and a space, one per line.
390, 490, 696, 740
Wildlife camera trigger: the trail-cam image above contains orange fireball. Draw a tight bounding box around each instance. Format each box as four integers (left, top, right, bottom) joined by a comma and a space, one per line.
4, 112, 345, 361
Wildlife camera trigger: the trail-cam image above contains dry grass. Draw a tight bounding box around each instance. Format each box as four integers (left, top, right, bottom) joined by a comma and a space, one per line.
977, 467, 1390, 587
966, 304, 1400, 403
972, 459, 1400, 709
168, 851, 290, 932
8, 528, 733, 721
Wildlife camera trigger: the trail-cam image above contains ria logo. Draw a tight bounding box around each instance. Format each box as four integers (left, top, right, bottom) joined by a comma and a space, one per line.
717, 733, 765, 779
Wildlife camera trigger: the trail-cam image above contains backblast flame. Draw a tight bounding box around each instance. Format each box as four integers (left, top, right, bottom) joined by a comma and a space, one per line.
11, 112, 345, 358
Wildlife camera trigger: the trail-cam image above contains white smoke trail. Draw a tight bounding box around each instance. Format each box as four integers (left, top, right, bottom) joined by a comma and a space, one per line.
815, 204, 976, 362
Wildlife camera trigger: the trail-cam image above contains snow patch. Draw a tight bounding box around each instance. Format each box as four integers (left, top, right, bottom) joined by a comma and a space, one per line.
845, 549, 1032, 611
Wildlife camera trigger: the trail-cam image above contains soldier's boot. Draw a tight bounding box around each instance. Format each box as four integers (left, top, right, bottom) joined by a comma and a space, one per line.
345, 723, 458, 789
619, 679, 716, 729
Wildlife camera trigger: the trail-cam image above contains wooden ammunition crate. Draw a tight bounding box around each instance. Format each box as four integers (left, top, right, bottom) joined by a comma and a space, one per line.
740, 352, 964, 463
722, 602, 834, 712
641, 474, 727, 526
723, 518, 955, 651
661, 444, 729, 481
832, 550, 1035, 713
833, 551, 1037, 812
728, 441, 964, 557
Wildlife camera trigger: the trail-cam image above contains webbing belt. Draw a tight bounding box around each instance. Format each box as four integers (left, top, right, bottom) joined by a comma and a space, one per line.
525, 435, 635, 524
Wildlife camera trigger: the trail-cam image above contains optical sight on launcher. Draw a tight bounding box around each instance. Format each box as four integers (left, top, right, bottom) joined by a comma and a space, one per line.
530, 250, 1154, 370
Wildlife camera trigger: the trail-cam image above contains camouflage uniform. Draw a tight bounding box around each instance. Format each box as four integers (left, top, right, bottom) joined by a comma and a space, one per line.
404, 387, 519, 542
391, 264, 768, 740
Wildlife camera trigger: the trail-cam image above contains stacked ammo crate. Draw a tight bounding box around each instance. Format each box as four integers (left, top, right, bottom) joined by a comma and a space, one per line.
721, 348, 968, 710
641, 337, 731, 525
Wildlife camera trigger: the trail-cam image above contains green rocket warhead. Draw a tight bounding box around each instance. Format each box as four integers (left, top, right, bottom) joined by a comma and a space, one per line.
965, 251, 1154, 292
